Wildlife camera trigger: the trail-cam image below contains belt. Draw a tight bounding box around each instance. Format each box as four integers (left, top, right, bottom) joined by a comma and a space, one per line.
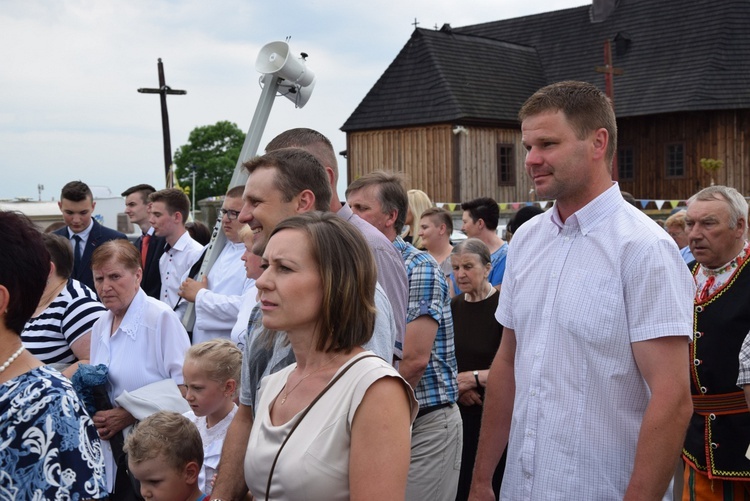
417, 402, 452, 419
692, 391, 748, 416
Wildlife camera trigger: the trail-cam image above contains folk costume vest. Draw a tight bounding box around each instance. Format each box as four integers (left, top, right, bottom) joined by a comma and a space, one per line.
683, 248, 750, 479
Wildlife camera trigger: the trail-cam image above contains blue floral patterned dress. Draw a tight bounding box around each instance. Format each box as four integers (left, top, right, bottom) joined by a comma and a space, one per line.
0, 365, 107, 500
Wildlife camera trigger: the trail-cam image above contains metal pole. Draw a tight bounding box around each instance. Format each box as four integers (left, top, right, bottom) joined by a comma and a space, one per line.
191, 164, 196, 220
181, 74, 283, 331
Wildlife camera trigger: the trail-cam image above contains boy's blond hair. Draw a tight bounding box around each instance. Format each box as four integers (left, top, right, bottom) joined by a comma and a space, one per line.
124, 411, 203, 471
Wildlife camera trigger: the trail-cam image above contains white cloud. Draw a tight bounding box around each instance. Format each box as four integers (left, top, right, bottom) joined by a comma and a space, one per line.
0, 0, 589, 200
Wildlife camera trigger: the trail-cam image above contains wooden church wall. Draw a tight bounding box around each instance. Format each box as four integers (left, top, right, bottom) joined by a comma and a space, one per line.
617, 110, 750, 200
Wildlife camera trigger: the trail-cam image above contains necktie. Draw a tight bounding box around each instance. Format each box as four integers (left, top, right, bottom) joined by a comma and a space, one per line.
141, 234, 151, 269
72, 235, 82, 277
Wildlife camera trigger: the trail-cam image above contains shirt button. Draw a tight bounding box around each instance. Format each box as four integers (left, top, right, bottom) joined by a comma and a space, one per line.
710, 442, 718, 450
700, 386, 708, 394
709, 413, 716, 421
530, 390, 536, 396
695, 332, 703, 338
693, 359, 701, 366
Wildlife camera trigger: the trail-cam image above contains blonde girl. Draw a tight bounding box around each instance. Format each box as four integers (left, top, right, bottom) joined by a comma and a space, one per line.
403, 189, 434, 249
182, 339, 242, 496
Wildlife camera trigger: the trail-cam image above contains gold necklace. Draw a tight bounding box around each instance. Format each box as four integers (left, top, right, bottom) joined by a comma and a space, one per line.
280, 354, 341, 405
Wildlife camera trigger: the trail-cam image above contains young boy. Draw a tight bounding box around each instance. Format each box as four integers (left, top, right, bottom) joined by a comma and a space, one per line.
124, 411, 207, 501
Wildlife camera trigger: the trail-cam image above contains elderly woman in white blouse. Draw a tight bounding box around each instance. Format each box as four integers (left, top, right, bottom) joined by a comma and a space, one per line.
89, 239, 190, 497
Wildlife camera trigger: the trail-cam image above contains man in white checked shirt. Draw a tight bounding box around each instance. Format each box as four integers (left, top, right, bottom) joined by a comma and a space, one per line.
469, 81, 695, 501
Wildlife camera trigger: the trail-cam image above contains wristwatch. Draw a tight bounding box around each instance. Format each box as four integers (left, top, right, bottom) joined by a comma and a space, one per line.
473, 370, 481, 388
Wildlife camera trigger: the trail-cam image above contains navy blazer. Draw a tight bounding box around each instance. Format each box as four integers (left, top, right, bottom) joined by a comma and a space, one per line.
54, 219, 128, 292
134, 232, 166, 299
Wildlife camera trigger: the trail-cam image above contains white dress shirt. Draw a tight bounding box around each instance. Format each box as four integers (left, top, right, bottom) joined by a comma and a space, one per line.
191, 241, 253, 345
159, 231, 204, 309
67, 219, 94, 255
90, 288, 190, 492
495, 183, 694, 500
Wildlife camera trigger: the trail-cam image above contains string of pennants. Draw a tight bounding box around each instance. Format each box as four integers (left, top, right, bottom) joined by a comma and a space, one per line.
435, 200, 688, 211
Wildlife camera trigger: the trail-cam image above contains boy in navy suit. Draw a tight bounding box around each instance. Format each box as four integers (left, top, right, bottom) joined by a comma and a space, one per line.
54, 181, 127, 292
122, 184, 166, 299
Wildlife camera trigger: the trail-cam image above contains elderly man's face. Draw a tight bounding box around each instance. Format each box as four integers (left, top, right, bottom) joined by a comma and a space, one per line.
686, 198, 746, 268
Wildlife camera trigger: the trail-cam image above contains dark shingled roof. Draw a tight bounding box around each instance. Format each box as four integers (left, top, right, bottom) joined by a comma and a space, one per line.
342, 0, 750, 132
341, 28, 546, 131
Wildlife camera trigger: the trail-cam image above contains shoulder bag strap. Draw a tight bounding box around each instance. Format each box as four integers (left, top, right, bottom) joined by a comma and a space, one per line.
264, 354, 379, 500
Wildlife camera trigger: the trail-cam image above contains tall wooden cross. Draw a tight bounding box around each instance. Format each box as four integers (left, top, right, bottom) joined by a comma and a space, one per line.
138, 58, 186, 187
595, 39, 623, 180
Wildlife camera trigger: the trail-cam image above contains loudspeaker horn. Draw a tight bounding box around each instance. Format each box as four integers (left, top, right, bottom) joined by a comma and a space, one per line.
255, 41, 315, 87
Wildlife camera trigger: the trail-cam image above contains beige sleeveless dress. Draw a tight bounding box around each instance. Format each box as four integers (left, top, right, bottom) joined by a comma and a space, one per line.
244, 352, 418, 500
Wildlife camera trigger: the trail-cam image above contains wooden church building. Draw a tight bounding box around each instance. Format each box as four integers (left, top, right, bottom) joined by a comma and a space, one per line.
341, 0, 750, 205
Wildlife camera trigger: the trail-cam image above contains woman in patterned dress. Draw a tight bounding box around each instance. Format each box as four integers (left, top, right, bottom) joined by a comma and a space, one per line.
0, 210, 107, 500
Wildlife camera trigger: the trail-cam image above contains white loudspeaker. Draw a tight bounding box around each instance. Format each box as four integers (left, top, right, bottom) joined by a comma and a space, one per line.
255, 41, 315, 87
278, 80, 316, 108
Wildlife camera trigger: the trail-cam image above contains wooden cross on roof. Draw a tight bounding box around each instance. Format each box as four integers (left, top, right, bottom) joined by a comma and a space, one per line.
595, 39, 624, 181
138, 58, 187, 187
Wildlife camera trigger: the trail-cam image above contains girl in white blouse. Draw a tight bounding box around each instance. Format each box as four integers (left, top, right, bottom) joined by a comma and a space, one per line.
182, 339, 241, 495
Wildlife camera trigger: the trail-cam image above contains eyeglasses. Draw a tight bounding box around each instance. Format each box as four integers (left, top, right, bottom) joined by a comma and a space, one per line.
220, 208, 241, 221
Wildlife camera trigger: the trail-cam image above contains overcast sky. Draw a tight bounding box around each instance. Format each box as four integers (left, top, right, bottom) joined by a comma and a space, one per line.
0, 0, 589, 202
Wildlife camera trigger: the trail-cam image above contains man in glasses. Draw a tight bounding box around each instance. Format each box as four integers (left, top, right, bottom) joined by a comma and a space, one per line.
179, 186, 254, 344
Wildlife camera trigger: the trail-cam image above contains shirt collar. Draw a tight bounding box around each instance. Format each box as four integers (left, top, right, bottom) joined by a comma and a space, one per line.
550, 182, 622, 236
171, 231, 193, 251
393, 235, 408, 252
337, 202, 354, 221
69, 219, 95, 239
117, 288, 147, 340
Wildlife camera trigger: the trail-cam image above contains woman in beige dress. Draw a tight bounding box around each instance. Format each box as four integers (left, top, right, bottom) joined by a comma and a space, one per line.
244, 212, 418, 500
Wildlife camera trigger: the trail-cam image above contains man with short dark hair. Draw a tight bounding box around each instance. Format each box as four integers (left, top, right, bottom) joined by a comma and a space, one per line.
122, 183, 165, 298
211, 147, 401, 500
148, 188, 203, 309
454, 197, 507, 294
470, 81, 694, 500
346, 171, 461, 501
55, 181, 127, 291
265, 128, 408, 358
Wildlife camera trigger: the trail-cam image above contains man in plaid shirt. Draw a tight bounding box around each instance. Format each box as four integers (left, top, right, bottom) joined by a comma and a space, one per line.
347, 172, 461, 501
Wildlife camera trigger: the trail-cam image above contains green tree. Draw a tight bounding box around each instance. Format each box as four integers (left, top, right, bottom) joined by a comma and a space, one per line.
173, 121, 245, 202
